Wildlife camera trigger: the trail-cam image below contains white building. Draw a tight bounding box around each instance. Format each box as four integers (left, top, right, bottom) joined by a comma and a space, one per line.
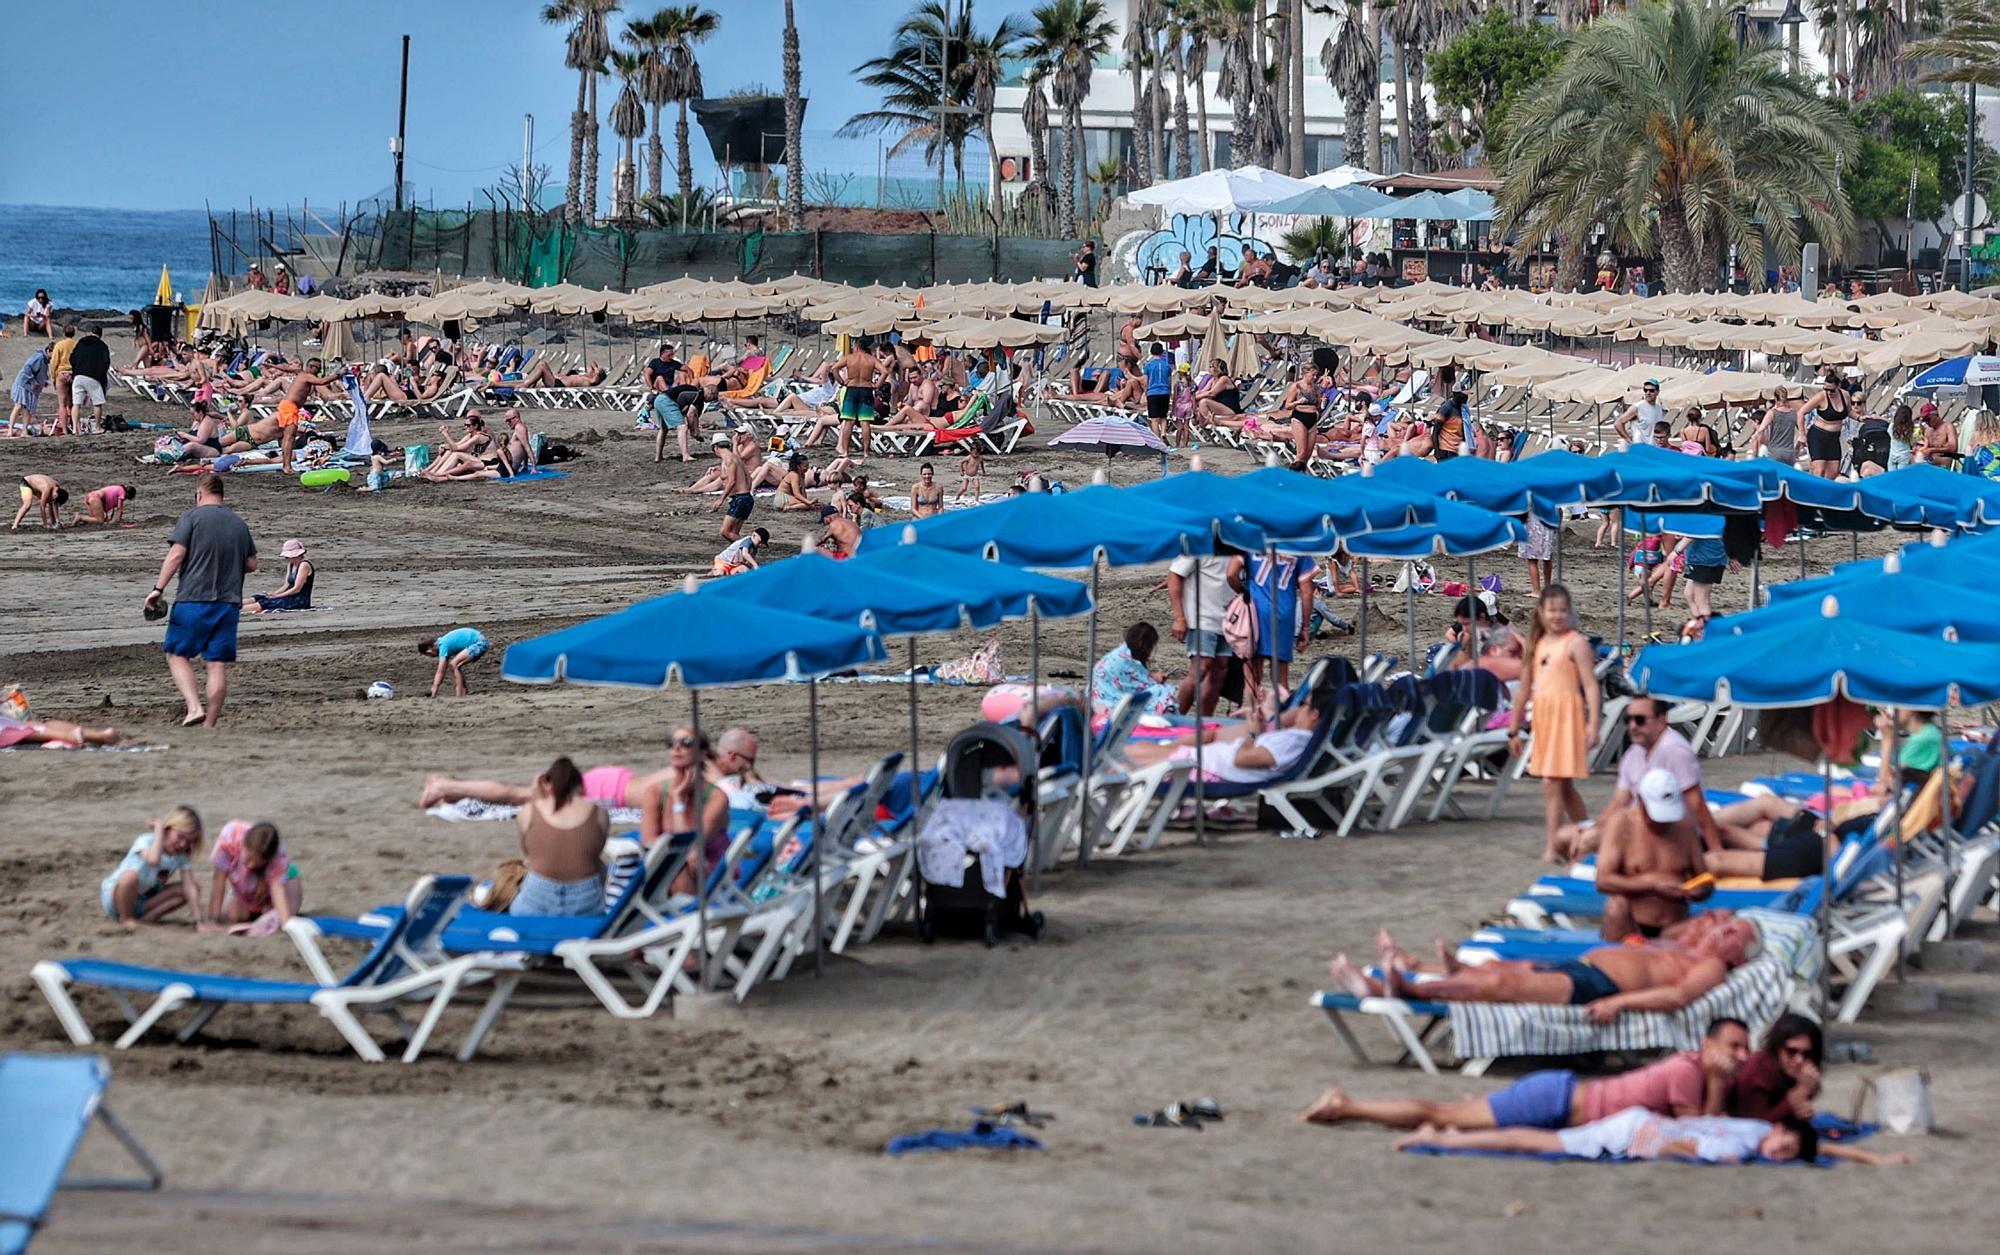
985, 1, 1833, 190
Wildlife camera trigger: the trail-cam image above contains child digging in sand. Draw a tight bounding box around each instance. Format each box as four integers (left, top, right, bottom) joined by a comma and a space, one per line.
421, 626, 490, 697
100, 806, 207, 929
203, 819, 303, 935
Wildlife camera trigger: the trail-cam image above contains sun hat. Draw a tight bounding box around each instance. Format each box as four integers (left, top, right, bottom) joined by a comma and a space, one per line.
279, 538, 306, 558
1638, 768, 1687, 824
710, 431, 731, 446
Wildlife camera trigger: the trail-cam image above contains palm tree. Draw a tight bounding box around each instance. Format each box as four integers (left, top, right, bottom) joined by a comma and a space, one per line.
1496, 0, 1857, 293
1209, 0, 1261, 167
542, 0, 617, 221
608, 50, 648, 219
1169, 0, 1217, 172
966, 10, 1035, 207
1028, 0, 1119, 238
650, 5, 720, 200
1909, 0, 2000, 88
783, 0, 805, 228
840, 2, 984, 192
1162, 3, 1196, 176
1318, 1, 1381, 173
1125, 1, 1162, 186
1021, 65, 1059, 215
626, 15, 669, 199
1087, 155, 1127, 218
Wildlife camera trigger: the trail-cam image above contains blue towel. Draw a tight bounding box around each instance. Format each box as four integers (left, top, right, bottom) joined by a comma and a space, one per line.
884, 1120, 1044, 1155
494, 468, 568, 484
1401, 1116, 1875, 1167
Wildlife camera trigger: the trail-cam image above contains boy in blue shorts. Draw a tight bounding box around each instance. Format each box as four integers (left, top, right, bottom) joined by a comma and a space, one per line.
421, 626, 489, 697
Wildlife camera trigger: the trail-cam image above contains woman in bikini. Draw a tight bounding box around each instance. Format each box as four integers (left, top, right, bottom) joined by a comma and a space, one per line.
1283, 365, 1325, 469
1194, 359, 1242, 422
1678, 407, 1721, 457
1805, 369, 1850, 478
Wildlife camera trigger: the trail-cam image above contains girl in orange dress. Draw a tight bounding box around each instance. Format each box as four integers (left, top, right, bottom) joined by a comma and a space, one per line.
1508, 584, 1600, 862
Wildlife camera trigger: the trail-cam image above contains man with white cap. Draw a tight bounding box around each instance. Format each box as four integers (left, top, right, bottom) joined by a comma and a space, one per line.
1595, 764, 1714, 941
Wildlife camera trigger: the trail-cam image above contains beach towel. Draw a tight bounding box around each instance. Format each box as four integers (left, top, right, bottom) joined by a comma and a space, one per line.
0, 742, 167, 754
425, 799, 643, 826
884, 1121, 1044, 1156
493, 468, 568, 484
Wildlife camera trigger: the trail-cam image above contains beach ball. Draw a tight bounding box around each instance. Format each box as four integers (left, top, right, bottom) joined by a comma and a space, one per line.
366, 681, 396, 700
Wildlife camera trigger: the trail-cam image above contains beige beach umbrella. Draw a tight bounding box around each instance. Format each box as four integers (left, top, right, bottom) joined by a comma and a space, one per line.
320, 320, 360, 362
927, 315, 1064, 349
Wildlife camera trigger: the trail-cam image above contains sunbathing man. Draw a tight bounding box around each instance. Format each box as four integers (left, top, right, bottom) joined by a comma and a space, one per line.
1596, 767, 1713, 940
1303, 1013, 1753, 1131
1326, 912, 1760, 1023
1701, 797, 1835, 881
1118, 697, 1325, 786
513, 358, 606, 391
1394, 1110, 1907, 1166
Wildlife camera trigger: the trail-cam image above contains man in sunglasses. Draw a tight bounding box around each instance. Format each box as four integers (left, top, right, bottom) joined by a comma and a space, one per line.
1611, 378, 1668, 444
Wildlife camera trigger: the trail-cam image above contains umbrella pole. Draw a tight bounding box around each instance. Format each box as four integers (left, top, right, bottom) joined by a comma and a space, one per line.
1641, 519, 1654, 642
1029, 604, 1043, 892
1193, 558, 1207, 847
809, 676, 825, 977
1405, 580, 1417, 677
1358, 562, 1369, 675
1265, 545, 1280, 728
690, 689, 710, 993
1555, 514, 1565, 584
1751, 549, 1762, 610
1820, 751, 1835, 1017
907, 637, 920, 826
1941, 693, 1959, 937
1800, 533, 1808, 583
1616, 510, 1628, 656
1888, 721, 1906, 983
1078, 561, 1100, 868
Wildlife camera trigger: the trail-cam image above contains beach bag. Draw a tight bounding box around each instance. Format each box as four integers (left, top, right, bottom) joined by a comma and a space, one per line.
1851, 1069, 1934, 1135
1392, 560, 1436, 594
1221, 592, 1259, 659
479, 859, 528, 913
153, 435, 187, 463
403, 443, 432, 474
936, 638, 1005, 685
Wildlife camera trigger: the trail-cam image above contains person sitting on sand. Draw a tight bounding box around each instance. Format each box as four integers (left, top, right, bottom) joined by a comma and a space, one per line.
1325, 913, 1760, 1023
245, 538, 315, 613
1393, 1107, 1909, 1165
1118, 696, 1324, 783
819, 503, 861, 558
912, 461, 946, 518
419, 414, 496, 481
497, 409, 535, 476
509, 757, 611, 917
70, 483, 135, 527
203, 819, 302, 934
1091, 622, 1179, 717
1304, 1012, 1752, 1132
421, 626, 489, 697
12, 473, 68, 530
176, 402, 228, 459
712, 527, 767, 576
100, 807, 208, 929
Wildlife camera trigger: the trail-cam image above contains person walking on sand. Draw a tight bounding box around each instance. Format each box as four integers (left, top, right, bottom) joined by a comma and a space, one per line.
832, 336, 883, 460
67, 324, 112, 435
708, 432, 753, 541
420, 626, 489, 697
146, 474, 257, 727
1509, 583, 1599, 863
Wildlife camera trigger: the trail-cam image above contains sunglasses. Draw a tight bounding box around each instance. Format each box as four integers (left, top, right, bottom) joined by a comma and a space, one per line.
669, 735, 698, 748
1779, 1045, 1813, 1058
1625, 713, 1655, 725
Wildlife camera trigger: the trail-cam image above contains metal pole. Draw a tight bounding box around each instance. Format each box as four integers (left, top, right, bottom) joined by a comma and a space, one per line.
1965, 80, 1978, 294
1889, 721, 1906, 981
690, 689, 709, 992
1751, 548, 1762, 610
908, 637, 920, 826
809, 677, 824, 976
1800, 533, 1808, 582
1029, 604, 1043, 890
1265, 546, 1280, 726
1404, 581, 1417, 674
1642, 519, 1654, 642
1358, 560, 1370, 672
1616, 509, 1628, 655
1941, 697, 1958, 936
1078, 561, 1100, 867
1820, 752, 1835, 1016
1192, 554, 1207, 846
1555, 512, 1565, 583
393, 35, 411, 212
522, 114, 535, 211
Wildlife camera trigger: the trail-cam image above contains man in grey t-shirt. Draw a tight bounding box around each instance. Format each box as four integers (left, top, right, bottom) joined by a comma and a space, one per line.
146, 473, 257, 727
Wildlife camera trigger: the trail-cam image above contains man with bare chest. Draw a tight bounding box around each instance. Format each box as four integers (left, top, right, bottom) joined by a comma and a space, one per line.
832, 336, 883, 459
709, 432, 753, 541
1596, 767, 1712, 939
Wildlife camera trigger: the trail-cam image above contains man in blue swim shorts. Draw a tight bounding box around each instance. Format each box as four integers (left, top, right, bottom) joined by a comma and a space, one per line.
1301, 1017, 1750, 1131
146, 472, 257, 729
421, 626, 489, 698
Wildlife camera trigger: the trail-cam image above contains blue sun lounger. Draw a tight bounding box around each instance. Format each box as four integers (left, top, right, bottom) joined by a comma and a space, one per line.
1, 1054, 160, 1255
32, 875, 496, 1063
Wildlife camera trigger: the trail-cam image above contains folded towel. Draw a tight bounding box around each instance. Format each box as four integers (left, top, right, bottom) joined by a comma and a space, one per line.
884, 1121, 1044, 1155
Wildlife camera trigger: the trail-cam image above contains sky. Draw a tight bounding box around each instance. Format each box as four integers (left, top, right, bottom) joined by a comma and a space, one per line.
0, 0, 1045, 213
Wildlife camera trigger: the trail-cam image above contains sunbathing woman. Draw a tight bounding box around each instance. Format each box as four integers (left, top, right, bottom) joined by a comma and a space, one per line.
514, 358, 607, 391
419, 416, 497, 481
420, 762, 640, 810
1191, 359, 1241, 423
725, 361, 836, 412
1280, 365, 1326, 469
1, 709, 130, 749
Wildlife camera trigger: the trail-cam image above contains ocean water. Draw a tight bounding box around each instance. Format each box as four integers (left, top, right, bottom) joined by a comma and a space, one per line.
0, 204, 214, 315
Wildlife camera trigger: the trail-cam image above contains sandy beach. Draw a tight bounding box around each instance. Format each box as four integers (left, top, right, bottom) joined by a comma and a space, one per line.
5, 326, 1999, 1254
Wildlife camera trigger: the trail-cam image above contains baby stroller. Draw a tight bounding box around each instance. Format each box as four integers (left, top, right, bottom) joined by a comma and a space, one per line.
916, 721, 1045, 946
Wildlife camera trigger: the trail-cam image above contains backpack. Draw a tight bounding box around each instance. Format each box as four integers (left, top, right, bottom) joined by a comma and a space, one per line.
1222, 592, 1260, 659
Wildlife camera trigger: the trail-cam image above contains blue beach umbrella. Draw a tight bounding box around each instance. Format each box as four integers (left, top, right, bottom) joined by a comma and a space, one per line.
1861, 462, 2000, 530
1906, 355, 2000, 391
1592, 444, 1767, 510
1719, 582, 2000, 644
1125, 468, 1414, 549
1632, 604, 2000, 708
1366, 453, 1624, 525
855, 482, 1211, 568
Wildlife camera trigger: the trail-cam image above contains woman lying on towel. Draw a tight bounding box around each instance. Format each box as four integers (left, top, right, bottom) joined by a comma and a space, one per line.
1, 710, 130, 749
1325, 913, 1760, 1023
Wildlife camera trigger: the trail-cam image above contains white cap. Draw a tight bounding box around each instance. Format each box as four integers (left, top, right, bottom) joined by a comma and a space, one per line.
1638, 767, 1686, 824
